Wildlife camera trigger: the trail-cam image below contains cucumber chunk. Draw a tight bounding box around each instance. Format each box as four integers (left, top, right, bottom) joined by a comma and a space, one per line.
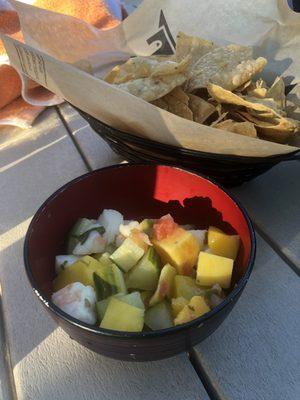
97, 253, 127, 294
145, 301, 173, 330
110, 238, 144, 272
125, 247, 161, 291
139, 219, 154, 236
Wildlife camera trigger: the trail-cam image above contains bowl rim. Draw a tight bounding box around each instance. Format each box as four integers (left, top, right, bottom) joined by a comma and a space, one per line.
24, 163, 256, 339
77, 107, 300, 164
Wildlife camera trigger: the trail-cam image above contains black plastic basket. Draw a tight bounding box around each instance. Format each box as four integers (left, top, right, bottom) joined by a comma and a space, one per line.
76, 108, 300, 187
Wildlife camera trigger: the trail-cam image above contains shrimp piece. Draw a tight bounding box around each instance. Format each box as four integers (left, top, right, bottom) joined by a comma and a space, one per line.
52, 282, 96, 325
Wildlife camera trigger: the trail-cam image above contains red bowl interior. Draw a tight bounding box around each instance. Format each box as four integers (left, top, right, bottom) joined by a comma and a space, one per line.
25, 164, 254, 312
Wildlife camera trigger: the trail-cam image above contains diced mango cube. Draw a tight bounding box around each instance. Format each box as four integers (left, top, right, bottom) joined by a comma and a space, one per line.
174, 296, 210, 325
100, 297, 144, 332
197, 252, 234, 289
153, 227, 200, 276
171, 297, 189, 317
54, 256, 102, 291
208, 226, 240, 260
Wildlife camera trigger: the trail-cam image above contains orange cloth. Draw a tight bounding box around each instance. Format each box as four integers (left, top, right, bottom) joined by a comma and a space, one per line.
0, 0, 123, 128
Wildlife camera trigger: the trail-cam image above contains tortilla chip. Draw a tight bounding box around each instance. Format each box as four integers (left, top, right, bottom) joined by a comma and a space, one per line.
215, 119, 257, 137
152, 87, 193, 120
244, 96, 285, 116
187, 93, 216, 123
233, 110, 299, 143
210, 112, 228, 127
149, 55, 176, 62
247, 87, 267, 99
234, 110, 281, 126
151, 97, 168, 111
105, 56, 190, 84
116, 73, 187, 102
246, 78, 268, 98
234, 80, 252, 93
258, 119, 299, 144
187, 43, 267, 91
207, 83, 283, 118
175, 31, 215, 66
266, 76, 286, 109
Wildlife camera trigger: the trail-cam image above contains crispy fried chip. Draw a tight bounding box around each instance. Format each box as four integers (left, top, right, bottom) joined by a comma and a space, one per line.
149, 55, 176, 62
266, 76, 286, 109
258, 118, 299, 143
234, 110, 299, 143
215, 119, 257, 137
207, 83, 283, 118
152, 87, 193, 120
187, 93, 216, 123
243, 96, 286, 116
175, 31, 215, 66
116, 74, 187, 102
210, 112, 228, 127
187, 44, 267, 91
246, 79, 268, 98
234, 80, 252, 93
105, 56, 190, 84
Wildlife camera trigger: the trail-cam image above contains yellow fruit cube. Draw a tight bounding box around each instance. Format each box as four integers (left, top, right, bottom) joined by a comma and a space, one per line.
174, 296, 210, 325
173, 275, 203, 300
153, 227, 200, 276
208, 226, 240, 260
100, 297, 144, 332
197, 252, 234, 289
53, 256, 102, 291
171, 297, 189, 317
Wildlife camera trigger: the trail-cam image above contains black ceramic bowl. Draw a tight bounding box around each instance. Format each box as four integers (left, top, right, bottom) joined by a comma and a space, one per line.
24, 164, 256, 361
76, 108, 300, 187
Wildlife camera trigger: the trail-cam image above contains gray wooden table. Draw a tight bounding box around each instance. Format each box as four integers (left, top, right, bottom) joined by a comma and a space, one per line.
0, 102, 299, 400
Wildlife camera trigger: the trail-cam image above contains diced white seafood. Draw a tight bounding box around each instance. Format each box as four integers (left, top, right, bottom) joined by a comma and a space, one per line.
119, 220, 140, 237
52, 282, 96, 324
98, 209, 124, 244
189, 229, 207, 247
73, 230, 106, 255
55, 255, 79, 274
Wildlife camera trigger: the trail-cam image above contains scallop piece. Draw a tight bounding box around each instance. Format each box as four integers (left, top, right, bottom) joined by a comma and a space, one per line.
119, 220, 140, 237
98, 209, 124, 244
189, 229, 207, 247
72, 230, 106, 255
55, 255, 79, 274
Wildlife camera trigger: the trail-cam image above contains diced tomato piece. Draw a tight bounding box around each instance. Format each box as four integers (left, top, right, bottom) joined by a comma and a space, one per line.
153, 214, 178, 241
